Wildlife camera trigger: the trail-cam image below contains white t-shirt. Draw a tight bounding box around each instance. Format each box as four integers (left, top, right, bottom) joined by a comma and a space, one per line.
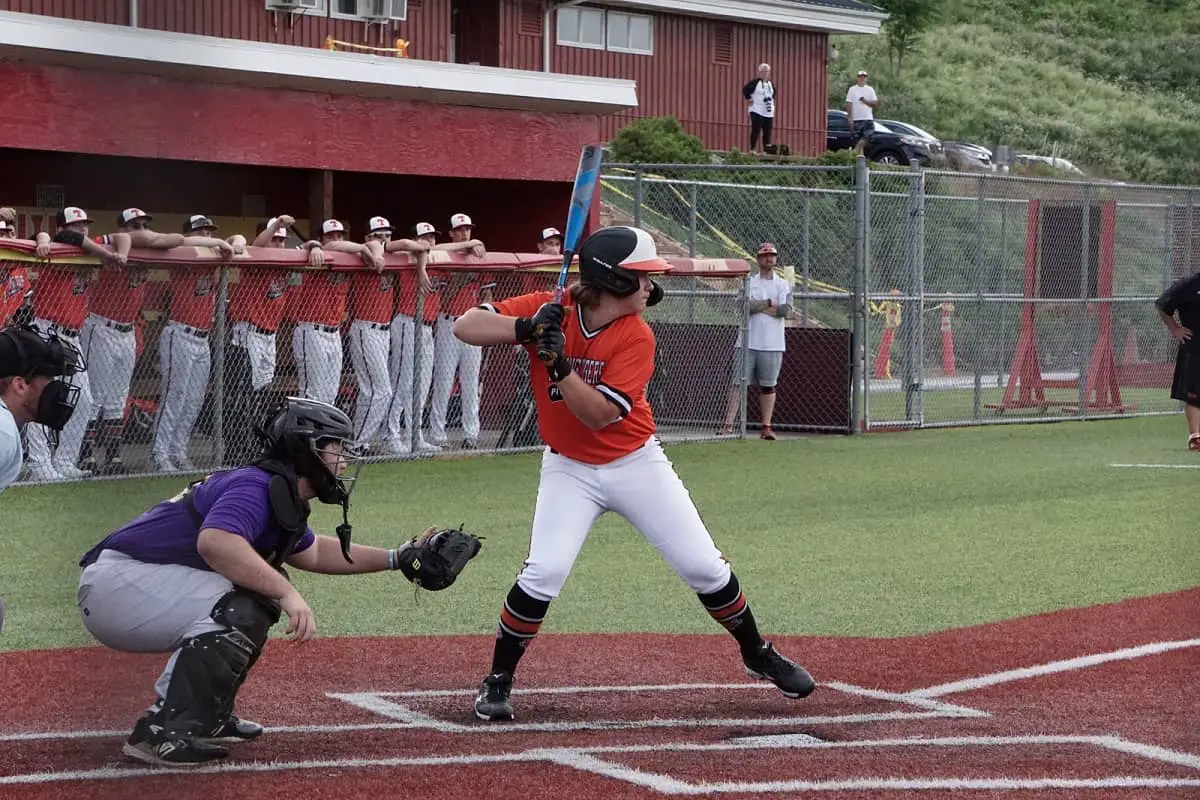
741, 273, 791, 352
0, 399, 22, 493
845, 84, 877, 121
749, 80, 776, 118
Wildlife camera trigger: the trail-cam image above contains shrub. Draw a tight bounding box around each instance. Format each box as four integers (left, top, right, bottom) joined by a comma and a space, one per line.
608, 117, 709, 165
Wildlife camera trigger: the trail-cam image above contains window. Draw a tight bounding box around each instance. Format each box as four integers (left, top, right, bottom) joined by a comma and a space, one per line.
827, 112, 850, 132
557, 6, 605, 49
606, 11, 652, 55
331, 0, 406, 20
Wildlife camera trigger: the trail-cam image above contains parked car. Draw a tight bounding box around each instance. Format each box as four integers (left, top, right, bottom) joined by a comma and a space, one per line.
943, 141, 994, 171
1013, 153, 1085, 175
826, 110, 932, 166
879, 119, 944, 158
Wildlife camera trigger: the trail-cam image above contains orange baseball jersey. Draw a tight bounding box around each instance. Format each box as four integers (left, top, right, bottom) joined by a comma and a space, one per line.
0, 266, 29, 324
89, 266, 148, 324
168, 267, 218, 329
288, 269, 349, 328
350, 270, 396, 324
34, 267, 92, 330
229, 267, 290, 332
396, 270, 438, 324
488, 290, 656, 465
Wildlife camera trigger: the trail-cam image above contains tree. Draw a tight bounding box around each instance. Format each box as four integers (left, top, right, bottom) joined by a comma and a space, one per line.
876, 0, 941, 74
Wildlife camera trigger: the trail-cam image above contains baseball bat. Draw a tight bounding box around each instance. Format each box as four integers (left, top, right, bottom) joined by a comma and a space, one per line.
538, 144, 604, 365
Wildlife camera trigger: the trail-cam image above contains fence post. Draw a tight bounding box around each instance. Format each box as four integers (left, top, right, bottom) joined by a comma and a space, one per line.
1187, 190, 1197, 277
412, 287, 427, 452
907, 169, 926, 426
851, 155, 869, 435
211, 264, 229, 466
1077, 185, 1093, 416
633, 168, 644, 229
688, 181, 698, 257
801, 191, 811, 327
1163, 202, 1175, 290
738, 276, 749, 437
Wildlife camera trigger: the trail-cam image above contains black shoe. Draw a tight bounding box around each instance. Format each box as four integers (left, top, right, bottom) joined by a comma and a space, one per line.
474, 672, 515, 721
743, 642, 816, 698
123, 716, 229, 766
204, 715, 264, 744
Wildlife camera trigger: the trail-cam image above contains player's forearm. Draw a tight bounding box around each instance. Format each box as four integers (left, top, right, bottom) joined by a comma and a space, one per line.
1158, 309, 1180, 330
556, 373, 619, 430
196, 529, 297, 600
303, 535, 393, 575
110, 231, 132, 257
131, 230, 185, 249
183, 235, 226, 249
453, 308, 518, 346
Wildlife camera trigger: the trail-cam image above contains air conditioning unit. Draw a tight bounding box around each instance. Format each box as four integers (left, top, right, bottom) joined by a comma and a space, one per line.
266, 0, 322, 11
361, 0, 407, 21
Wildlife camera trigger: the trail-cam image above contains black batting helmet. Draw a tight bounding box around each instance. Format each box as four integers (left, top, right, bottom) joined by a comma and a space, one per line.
578, 226, 671, 298
260, 397, 360, 507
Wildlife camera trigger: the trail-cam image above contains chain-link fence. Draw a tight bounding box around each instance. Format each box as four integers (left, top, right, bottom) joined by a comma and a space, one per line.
601, 160, 1199, 433
2, 239, 751, 485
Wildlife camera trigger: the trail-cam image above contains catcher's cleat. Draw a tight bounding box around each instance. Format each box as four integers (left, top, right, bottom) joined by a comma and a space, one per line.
743, 642, 816, 699
123, 717, 229, 767
203, 715, 264, 744
474, 672, 515, 721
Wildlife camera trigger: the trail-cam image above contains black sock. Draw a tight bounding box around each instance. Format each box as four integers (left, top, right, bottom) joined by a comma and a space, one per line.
490, 583, 550, 677
698, 573, 766, 660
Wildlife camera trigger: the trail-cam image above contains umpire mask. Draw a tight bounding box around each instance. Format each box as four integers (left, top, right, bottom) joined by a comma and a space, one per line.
35, 378, 80, 432
0, 325, 82, 440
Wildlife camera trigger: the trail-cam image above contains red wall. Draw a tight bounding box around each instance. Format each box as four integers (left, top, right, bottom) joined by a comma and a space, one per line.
498, 1, 830, 155
0, 0, 454, 61
1, 63, 600, 182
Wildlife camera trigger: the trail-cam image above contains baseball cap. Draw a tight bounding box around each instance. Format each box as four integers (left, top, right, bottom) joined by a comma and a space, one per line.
368, 216, 393, 234
757, 242, 778, 256
857, 70, 869, 76
450, 213, 473, 230
414, 221, 437, 237
183, 214, 218, 233
539, 227, 563, 242
56, 206, 93, 226
118, 208, 152, 226
266, 217, 289, 238
322, 219, 346, 236
0, 220, 12, 232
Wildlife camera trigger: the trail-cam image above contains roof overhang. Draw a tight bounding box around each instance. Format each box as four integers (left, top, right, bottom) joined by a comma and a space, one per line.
608, 0, 887, 35
0, 10, 638, 115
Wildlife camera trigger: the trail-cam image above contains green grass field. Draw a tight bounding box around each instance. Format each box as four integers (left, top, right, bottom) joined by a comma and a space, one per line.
2, 416, 1194, 653
865, 386, 1179, 424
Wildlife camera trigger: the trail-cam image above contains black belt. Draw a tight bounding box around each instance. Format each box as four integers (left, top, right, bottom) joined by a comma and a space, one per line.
172, 323, 209, 338
301, 323, 339, 334
99, 317, 134, 333
48, 323, 80, 338
247, 324, 276, 335
361, 321, 390, 331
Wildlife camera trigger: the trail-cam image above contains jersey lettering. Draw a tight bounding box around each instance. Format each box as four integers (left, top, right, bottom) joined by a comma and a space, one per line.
379, 273, 396, 292
6, 275, 24, 299
72, 274, 90, 295
193, 275, 214, 297
267, 277, 287, 300
127, 268, 149, 289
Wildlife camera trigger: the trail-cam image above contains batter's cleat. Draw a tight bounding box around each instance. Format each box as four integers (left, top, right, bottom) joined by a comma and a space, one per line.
123, 717, 229, 767
474, 672, 515, 721
743, 642, 816, 698
203, 715, 264, 744
1188, 433, 1200, 451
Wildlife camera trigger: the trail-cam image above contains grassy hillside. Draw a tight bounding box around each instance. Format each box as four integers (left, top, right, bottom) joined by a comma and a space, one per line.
828, 0, 1200, 185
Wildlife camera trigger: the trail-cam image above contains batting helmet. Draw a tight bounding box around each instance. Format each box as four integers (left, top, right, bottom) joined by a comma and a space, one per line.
578, 226, 671, 298
260, 397, 361, 508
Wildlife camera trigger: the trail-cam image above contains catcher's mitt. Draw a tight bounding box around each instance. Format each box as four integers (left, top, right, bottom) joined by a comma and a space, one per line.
396, 525, 484, 591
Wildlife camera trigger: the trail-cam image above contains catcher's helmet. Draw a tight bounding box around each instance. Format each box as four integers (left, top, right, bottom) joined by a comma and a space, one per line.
578, 226, 671, 298
260, 397, 361, 507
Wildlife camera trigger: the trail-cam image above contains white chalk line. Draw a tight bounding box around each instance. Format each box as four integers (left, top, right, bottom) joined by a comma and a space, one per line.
3, 734, 1198, 789
1110, 463, 1200, 469
905, 638, 1200, 699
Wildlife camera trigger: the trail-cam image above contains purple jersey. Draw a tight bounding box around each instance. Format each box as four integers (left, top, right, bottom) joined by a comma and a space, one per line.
80, 467, 315, 571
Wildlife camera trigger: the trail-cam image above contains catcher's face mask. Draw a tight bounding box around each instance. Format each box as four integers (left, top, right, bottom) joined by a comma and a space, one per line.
311, 436, 364, 564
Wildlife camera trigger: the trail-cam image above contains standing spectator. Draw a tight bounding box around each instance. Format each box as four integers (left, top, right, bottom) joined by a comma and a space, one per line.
845, 69, 879, 155
1155, 269, 1200, 450
429, 214, 491, 449
25, 207, 128, 481
742, 63, 776, 155
721, 243, 792, 440
151, 214, 234, 472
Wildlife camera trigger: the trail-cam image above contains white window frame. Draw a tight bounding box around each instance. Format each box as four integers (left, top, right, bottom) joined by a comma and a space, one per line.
265, 0, 326, 13
605, 10, 653, 56
556, 6, 606, 51
329, 0, 406, 21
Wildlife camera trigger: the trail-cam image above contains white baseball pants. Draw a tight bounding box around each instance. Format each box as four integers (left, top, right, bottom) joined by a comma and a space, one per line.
78, 549, 231, 698
430, 314, 482, 444
348, 320, 392, 448
386, 314, 434, 446
293, 323, 343, 406
153, 322, 211, 462
24, 318, 93, 473
80, 313, 136, 421
230, 322, 277, 391
517, 438, 732, 602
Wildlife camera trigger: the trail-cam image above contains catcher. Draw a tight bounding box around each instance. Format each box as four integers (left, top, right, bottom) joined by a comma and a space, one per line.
76, 397, 481, 767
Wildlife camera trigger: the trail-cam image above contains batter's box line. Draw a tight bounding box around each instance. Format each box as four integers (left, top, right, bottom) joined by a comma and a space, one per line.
326, 679, 986, 734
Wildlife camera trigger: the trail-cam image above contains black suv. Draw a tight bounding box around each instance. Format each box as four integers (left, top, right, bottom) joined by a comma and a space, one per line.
826, 110, 932, 166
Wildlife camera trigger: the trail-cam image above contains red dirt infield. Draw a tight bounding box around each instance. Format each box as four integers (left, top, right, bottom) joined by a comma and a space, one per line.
1, 588, 1196, 798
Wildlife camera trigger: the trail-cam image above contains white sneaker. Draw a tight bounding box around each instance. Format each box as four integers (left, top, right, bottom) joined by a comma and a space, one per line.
384, 439, 411, 456
174, 455, 197, 471
53, 463, 90, 480
154, 456, 179, 473
429, 435, 448, 447
417, 438, 442, 453
27, 463, 62, 482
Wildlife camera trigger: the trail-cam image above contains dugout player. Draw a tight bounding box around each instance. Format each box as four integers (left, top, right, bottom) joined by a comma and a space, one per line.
1155, 269, 1200, 450
453, 226, 814, 721
536, 226, 563, 256
0, 324, 82, 632
77, 397, 440, 765
385, 222, 441, 455
150, 215, 235, 473
24, 207, 128, 481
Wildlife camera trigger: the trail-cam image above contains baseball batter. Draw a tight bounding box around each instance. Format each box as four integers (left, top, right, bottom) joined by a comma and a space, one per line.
151, 215, 235, 473
76, 397, 449, 766
454, 226, 815, 721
